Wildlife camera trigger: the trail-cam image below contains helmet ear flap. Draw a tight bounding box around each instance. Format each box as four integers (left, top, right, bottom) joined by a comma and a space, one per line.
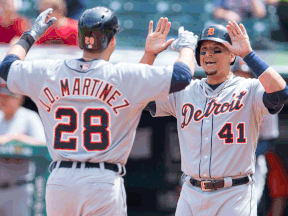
78, 31, 84, 50
100, 29, 106, 50
195, 42, 202, 66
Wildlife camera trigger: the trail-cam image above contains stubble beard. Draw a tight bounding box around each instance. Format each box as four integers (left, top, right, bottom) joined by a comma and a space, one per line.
204, 68, 218, 76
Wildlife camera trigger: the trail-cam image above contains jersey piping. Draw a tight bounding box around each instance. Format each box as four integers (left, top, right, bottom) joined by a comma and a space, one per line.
199, 96, 208, 178
64, 59, 109, 73
209, 114, 214, 178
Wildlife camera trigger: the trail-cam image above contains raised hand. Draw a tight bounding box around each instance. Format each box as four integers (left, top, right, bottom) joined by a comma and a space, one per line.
24, 8, 57, 42
144, 17, 174, 56
222, 21, 253, 59
171, 26, 198, 52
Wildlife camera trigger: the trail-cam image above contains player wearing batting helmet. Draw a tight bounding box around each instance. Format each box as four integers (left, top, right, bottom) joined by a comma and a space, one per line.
0, 6, 199, 215
145, 21, 288, 215
78, 6, 120, 51
195, 24, 236, 66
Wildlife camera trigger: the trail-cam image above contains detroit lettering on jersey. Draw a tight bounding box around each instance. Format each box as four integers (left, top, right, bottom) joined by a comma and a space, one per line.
181, 90, 247, 129
39, 77, 130, 114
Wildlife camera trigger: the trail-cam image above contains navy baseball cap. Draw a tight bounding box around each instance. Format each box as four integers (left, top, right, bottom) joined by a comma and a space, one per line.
0, 78, 15, 96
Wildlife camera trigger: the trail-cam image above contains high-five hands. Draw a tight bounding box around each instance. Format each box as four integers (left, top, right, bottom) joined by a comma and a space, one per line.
222, 21, 253, 59
144, 17, 175, 56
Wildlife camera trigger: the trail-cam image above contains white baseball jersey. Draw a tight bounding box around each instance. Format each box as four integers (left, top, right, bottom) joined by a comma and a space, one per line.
7, 59, 173, 165
153, 76, 272, 179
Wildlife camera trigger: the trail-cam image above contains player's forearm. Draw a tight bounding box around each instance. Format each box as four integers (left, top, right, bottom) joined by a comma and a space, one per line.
6, 44, 27, 61
4, 8, 56, 62
1, 9, 56, 81
0, 36, 34, 80
243, 51, 286, 93
243, 51, 288, 111
259, 67, 286, 93
139, 51, 157, 65
8, 33, 36, 61
176, 48, 195, 76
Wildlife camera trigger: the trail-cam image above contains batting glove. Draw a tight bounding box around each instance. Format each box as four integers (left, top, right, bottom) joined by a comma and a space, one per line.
171, 26, 198, 52
23, 8, 57, 42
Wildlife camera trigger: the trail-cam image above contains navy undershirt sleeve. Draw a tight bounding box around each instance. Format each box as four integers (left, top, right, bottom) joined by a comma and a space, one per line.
170, 62, 192, 93
145, 62, 192, 113
0, 54, 20, 81
263, 84, 288, 114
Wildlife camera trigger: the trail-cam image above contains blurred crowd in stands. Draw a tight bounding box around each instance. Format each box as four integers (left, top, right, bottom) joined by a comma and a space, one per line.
1, 0, 288, 48
0, 0, 84, 46
1, 0, 288, 216
212, 0, 288, 49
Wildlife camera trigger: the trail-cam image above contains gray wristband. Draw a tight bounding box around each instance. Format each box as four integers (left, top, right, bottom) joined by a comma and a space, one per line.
16, 34, 35, 53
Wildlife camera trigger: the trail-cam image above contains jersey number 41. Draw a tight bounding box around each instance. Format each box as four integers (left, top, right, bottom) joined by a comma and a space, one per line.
217, 122, 247, 144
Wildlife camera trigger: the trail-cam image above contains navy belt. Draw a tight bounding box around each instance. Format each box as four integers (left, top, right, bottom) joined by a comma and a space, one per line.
52, 161, 119, 173
190, 176, 249, 191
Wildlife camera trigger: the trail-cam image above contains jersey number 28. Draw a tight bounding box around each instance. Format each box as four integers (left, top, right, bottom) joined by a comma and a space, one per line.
53, 107, 110, 151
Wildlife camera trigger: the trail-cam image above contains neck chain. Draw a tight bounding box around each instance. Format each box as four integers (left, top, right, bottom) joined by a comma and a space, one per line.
203, 76, 232, 99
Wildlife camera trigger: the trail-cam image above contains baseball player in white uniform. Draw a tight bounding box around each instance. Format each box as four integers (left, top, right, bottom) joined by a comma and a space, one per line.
0, 79, 46, 216
0, 7, 198, 216
145, 21, 288, 215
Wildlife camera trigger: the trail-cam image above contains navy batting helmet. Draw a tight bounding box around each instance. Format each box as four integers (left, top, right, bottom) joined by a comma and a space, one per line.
195, 24, 235, 66
78, 6, 120, 51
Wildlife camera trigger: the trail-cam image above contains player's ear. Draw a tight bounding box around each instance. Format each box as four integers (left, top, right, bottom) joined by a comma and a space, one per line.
230, 52, 236, 65
108, 36, 116, 47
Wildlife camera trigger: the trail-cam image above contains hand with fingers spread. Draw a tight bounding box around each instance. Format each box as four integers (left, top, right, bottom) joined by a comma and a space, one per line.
144, 17, 174, 56
222, 21, 253, 59
171, 26, 198, 52
23, 8, 57, 42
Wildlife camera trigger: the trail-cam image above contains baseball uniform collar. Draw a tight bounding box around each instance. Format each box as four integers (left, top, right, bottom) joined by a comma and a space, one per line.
201, 75, 236, 93
77, 58, 99, 62
64, 59, 109, 73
